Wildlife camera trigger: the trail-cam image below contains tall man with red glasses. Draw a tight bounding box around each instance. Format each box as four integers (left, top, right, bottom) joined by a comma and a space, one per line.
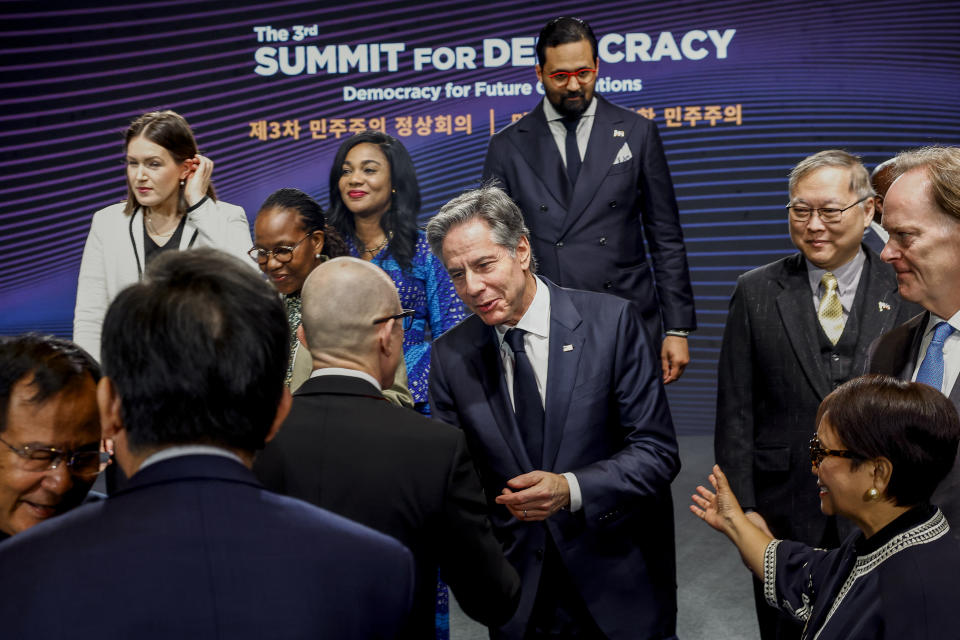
482, 16, 696, 385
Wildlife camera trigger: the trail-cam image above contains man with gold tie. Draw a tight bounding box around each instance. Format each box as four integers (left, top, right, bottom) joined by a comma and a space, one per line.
714, 150, 920, 640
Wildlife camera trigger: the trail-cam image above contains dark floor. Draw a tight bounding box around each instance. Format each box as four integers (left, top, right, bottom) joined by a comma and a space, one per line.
450, 434, 760, 639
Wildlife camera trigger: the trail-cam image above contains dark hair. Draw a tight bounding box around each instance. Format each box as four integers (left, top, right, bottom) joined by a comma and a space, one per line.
536, 17, 598, 66
123, 110, 217, 217
100, 249, 288, 453
257, 188, 347, 258
327, 130, 419, 271
816, 375, 960, 507
0, 335, 100, 434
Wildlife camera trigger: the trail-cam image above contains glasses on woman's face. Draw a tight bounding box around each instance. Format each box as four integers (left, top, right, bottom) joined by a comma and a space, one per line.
248, 233, 312, 264
809, 435, 858, 469
0, 435, 110, 479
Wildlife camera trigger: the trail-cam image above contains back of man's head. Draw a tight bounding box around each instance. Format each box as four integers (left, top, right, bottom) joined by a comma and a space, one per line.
300, 257, 399, 366
100, 249, 288, 454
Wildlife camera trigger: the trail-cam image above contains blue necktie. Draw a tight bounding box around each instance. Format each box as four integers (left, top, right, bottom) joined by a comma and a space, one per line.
562, 117, 581, 186
505, 328, 544, 468
916, 321, 955, 391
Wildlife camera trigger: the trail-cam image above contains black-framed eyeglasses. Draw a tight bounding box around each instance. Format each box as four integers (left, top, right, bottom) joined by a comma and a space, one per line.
546, 67, 597, 84
0, 435, 110, 479
786, 196, 869, 224
373, 309, 415, 331
248, 233, 313, 264
809, 435, 858, 468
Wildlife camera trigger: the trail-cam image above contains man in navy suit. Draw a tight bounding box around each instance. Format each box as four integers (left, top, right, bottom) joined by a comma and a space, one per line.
0, 249, 414, 639
483, 16, 696, 385
427, 186, 680, 639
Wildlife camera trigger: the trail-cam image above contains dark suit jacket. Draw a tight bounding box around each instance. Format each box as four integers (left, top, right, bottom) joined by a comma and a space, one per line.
715, 248, 920, 545
867, 311, 960, 545
430, 279, 681, 640
0, 455, 414, 639
253, 375, 520, 638
482, 95, 695, 339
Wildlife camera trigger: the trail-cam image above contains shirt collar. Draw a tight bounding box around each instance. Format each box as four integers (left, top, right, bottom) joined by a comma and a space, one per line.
309, 367, 382, 391
542, 96, 597, 123
496, 275, 551, 346
805, 247, 866, 299
139, 445, 245, 471
924, 309, 960, 336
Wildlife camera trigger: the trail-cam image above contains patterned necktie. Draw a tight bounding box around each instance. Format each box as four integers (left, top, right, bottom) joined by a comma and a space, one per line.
562, 116, 581, 186
504, 328, 544, 468
916, 321, 955, 391
817, 272, 844, 345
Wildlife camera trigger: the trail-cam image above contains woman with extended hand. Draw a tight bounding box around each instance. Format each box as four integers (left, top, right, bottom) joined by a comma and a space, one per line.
328, 131, 464, 416
692, 374, 960, 639
73, 110, 253, 361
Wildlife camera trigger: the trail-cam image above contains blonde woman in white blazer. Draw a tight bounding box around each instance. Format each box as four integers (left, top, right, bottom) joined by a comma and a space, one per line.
73, 111, 253, 361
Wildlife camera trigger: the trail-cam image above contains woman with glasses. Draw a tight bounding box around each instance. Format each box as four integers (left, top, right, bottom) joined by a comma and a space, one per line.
692, 375, 960, 639
250, 187, 413, 407
328, 131, 464, 417
73, 110, 253, 362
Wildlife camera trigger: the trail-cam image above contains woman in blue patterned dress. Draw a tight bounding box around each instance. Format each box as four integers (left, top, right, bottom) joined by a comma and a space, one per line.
328, 131, 465, 417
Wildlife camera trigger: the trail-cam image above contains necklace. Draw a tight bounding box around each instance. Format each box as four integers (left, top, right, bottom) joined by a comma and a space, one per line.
145, 213, 180, 238
359, 231, 393, 255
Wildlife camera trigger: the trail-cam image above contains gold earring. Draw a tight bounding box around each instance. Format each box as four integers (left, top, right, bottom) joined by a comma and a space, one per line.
866, 487, 880, 501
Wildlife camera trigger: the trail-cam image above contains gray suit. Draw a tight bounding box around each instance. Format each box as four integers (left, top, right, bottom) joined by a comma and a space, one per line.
867, 312, 960, 545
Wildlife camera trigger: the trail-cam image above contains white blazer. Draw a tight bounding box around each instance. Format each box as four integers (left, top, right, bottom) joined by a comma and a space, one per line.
73, 197, 254, 361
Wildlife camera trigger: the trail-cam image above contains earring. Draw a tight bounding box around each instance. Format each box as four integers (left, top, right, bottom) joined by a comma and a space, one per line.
392, 188, 396, 194
866, 487, 880, 501
179, 179, 185, 187
315, 253, 322, 259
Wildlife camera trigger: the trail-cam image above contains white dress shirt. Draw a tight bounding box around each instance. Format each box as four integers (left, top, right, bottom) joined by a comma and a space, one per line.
912, 310, 960, 395
139, 445, 245, 470
310, 366, 382, 390
542, 96, 597, 169
495, 276, 583, 511
805, 247, 866, 322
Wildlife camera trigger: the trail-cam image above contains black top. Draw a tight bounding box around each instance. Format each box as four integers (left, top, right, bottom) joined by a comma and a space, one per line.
143, 214, 187, 265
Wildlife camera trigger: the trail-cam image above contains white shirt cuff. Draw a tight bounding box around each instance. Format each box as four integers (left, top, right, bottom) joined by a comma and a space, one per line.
562, 472, 582, 512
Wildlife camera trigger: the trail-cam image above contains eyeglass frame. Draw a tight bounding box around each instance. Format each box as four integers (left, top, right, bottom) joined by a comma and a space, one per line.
785, 195, 870, 224
373, 309, 415, 331
545, 67, 598, 84
248, 233, 314, 264
809, 435, 860, 468
0, 434, 110, 478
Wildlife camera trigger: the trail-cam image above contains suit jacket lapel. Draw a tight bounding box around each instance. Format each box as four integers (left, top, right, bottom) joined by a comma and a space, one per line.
513, 104, 569, 210
850, 249, 907, 373
542, 281, 583, 470
470, 325, 533, 472
562, 97, 626, 234
776, 255, 833, 400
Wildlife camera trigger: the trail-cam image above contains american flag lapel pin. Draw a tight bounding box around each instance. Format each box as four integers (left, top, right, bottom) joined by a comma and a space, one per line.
878, 301, 891, 312
563, 344, 574, 352
613, 129, 625, 137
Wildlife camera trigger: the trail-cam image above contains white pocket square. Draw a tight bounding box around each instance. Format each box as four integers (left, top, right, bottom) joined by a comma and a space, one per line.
613, 142, 632, 165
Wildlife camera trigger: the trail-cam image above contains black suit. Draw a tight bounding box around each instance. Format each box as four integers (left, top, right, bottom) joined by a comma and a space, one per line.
715, 248, 920, 638
867, 311, 960, 546
483, 96, 695, 340
0, 455, 414, 639
254, 374, 521, 638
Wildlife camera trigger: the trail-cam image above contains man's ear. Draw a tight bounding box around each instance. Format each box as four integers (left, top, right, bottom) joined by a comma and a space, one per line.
535, 64, 543, 84
264, 388, 292, 444
376, 319, 395, 357
96, 377, 124, 440
296, 323, 309, 349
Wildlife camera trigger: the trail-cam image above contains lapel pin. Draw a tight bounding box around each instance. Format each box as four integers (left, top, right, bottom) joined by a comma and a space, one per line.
878, 301, 891, 312
613, 129, 624, 137
563, 344, 574, 352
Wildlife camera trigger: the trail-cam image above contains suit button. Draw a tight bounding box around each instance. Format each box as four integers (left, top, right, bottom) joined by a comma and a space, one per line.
609, 200, 617, 208
603, 281, 612, 289
535, 548, 545, 561
831, 354, 840, 362
599, 237, 607, 245
539, 204, 548, 211
556, 241, 564, 247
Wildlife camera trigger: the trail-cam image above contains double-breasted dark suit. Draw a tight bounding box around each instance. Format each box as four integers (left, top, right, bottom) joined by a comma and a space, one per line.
0, 455, 414, 639
253, 374, 521, 638
715, 247, 920, 545
482, 96, 695, 339
430, 279, 681, 640
867, 312, 960, 545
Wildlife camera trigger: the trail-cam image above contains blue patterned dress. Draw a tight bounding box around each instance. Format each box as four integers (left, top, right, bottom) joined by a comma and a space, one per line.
345, 230, 465, 413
